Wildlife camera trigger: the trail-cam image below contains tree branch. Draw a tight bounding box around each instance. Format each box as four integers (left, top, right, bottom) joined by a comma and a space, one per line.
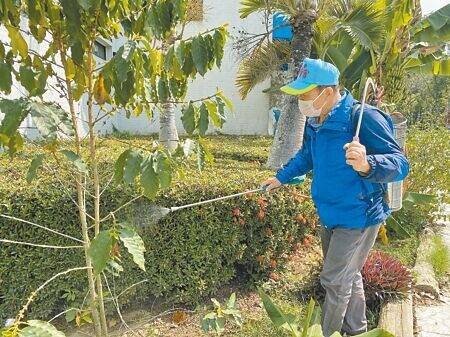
0, 214, 84, 243
100, 195, 143, 223
0, 239, 83, 249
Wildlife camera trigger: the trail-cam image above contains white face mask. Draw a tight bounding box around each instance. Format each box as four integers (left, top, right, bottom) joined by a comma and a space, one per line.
298, 90, 327, 117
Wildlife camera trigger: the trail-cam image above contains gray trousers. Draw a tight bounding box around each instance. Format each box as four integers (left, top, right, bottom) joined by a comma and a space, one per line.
320, 224, 381, 337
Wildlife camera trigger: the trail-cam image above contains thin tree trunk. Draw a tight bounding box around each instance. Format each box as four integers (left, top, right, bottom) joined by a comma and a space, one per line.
59, 45, 103, 337
266, 8, 317, 169
86, 40, 108, 337
159, 102, 179, 151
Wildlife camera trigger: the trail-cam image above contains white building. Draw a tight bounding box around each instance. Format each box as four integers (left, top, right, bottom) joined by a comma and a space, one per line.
0, 0, 273, 139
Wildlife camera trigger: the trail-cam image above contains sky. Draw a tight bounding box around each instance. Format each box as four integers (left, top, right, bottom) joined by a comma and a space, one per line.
421, 0, 449, 14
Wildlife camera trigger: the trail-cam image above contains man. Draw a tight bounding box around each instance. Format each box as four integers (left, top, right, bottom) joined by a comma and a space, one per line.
261, 58, 409, 336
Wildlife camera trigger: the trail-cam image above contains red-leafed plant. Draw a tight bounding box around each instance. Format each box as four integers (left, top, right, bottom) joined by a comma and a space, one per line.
362, 251, 412, 301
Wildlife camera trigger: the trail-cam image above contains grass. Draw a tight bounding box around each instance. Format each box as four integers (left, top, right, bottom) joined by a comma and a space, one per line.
373, 236, 419, 267
429, 235, 450, 281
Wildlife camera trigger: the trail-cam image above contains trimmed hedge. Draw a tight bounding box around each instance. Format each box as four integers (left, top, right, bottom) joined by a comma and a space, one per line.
0, 136, 317, 322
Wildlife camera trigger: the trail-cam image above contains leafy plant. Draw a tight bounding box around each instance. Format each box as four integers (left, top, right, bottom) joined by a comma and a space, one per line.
386, 191, 439, 239
362, 251, 412, 301
0, 136, 317, 323
258, 287, 394, 337
201, 293, 242, 336
0, 0, 231, 336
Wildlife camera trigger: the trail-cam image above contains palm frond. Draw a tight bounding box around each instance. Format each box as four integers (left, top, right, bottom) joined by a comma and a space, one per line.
236, 41, 291, 99
239, 0, 269, 19
340, 2, 385, 50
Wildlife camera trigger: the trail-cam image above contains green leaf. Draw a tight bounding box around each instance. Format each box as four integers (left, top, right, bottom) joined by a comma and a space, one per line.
88, 230, 113, 275
27, 154, 45, 183
29, 101, 73, 140
182, 44, 195, 76
207, 99, 226, 128
163, 45, 175, 72
19, 320, 66, 337
60, 149, 88, 173
114, 149, 131, 185
198, 103, 209, 136
181, 103, 196, 135
141, 155, 160, 200
154, 152, 172, 189
213, 29, 226, 68
385, 216, 411, 239
301, 298, 316, 337
191, 35, 208, 76
71, 42, 84, 66
158, 76, 169, 103
19, 65, 41, 96
402, 192, 438, 209
197, 137, 213, 171
60, 0, 84, 48
257, 287, 299, 333
6, 26, 28, 59
0, 98, 29, 139
155, 1, 173, 38
0, 39, 6, 60
215, 97, 227, 127
119, 225, 146, 271
8, 131, 24, 157
123, 150, 143, 184
0, 62, 12, 93
65, 308, 77, 323
217, 91, 233, 112
357, 328, 394, 337
226, 293, 236, 309
175, 40, 186, 67
215, 316, 225, 335
411, 4, 450, 43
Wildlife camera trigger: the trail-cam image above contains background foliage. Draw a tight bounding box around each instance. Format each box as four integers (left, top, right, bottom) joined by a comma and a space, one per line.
0, 136, 316, 322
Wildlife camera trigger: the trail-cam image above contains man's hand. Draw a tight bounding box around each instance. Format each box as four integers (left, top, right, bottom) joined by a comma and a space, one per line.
343, 141, 370, 174
261, 177, 282, 192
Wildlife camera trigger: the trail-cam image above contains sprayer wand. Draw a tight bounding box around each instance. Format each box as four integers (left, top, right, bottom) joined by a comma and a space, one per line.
169, 176, 306, 213
354, 77, 377, 141
170, 188, 264, 212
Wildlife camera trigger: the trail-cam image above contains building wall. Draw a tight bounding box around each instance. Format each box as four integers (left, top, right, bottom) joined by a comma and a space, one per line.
111, 0, 272, 136
0, 2, 272, 139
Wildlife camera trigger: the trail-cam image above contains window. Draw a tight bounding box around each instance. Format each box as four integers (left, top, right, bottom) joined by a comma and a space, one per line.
93, 41, 107, 60
187, 0, 203, 21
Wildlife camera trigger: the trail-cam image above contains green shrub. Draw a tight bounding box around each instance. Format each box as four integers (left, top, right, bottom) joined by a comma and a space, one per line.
429, 235, 450, 281
406, 127, 450, 203
384, 127, 449, 242
0, 136, 315, 322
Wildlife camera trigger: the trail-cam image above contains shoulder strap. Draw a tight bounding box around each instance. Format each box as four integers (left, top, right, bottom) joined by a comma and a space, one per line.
351, 101, 395, 136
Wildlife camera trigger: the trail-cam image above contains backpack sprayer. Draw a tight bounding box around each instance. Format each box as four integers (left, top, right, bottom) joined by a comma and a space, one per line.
354, 77, 407, 211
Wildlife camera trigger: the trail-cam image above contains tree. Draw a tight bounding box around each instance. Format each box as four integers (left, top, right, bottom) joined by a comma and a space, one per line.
312, 0, 449, 105
0, 1, 229, 336
236, 0, 319, 169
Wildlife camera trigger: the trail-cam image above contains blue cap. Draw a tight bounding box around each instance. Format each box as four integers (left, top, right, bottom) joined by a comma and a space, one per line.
280, 58, 340, 95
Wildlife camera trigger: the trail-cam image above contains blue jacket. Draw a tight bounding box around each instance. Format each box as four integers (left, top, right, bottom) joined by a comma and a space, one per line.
276, 90, 409, 229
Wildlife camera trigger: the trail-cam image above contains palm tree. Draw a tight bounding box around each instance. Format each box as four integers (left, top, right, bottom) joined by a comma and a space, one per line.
236, 0, 389, 168
236, 0, 319, 169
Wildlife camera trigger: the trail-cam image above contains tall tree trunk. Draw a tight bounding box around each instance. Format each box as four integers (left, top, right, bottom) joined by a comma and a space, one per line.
266, 70, 306, 168
159, 102, 179, 151
266, 8, 318, 169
